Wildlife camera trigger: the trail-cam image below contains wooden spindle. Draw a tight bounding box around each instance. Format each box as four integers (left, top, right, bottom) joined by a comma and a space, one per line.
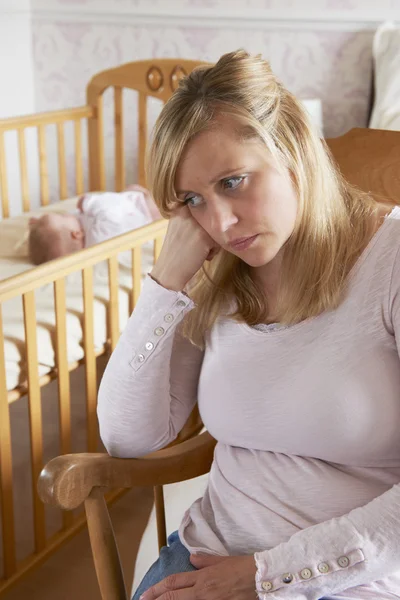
23, 291, 46, 552
138, 93, 147, 187
54, 278, 74, 529
0, 307, 17, 577
82, 267, 98, 452
54, 279, 71, 456
0, 131, 9, 218
18, 128, 30, 212
74, 119, 84, 195
57, 122, 68, 200
114, 87, 125, 192
131, 246, 142, 314
154, 485, 167, 551
98, 97, 106, 191
108, 256, 120, 351
85, 488, 128, 600
38, 125, 49, 206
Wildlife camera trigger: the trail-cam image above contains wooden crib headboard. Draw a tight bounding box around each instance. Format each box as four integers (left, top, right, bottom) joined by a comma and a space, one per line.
0, 57, 395, 220
86, 59, 208, 191
0, 59, 207, 219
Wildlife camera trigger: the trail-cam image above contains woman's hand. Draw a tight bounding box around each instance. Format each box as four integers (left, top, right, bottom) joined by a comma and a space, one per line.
139, 554, 257, 600
151, 205, 219, 292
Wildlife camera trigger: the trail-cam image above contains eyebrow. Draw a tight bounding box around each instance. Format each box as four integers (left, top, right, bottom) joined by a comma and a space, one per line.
176, 166, 246, 196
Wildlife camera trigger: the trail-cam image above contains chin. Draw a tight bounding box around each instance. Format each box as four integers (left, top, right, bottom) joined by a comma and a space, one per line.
242, 257, 270, 268
240, 248, 280, 268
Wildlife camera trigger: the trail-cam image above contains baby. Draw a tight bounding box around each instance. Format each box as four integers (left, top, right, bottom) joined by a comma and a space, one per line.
28, 186, 161, 265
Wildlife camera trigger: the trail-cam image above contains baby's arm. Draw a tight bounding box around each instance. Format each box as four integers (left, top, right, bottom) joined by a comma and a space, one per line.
77, 193, 110, 216
77, 196, 85, 212
78, 191, 159, 222
125, 184, 162, 220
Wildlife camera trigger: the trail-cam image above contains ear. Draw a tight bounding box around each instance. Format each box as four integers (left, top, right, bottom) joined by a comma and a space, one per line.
71, 229, 84, 240
28, 217, 39, 227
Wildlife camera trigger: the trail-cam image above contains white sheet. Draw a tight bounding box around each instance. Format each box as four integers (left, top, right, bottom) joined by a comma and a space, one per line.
0, 197, 155, 392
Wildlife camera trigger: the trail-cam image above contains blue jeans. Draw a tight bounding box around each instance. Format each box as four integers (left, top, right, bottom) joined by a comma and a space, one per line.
132, 531, 333, 599
132, 531, 196, 599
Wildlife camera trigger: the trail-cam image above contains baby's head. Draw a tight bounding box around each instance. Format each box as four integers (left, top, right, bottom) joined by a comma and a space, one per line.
28, 212, 84, 265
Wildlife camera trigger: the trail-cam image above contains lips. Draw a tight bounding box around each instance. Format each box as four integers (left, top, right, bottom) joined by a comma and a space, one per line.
228, 234, 259, 251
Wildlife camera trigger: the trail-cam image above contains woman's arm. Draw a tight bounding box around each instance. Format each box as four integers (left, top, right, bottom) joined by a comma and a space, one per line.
253, 482, 400, 599
97, 275, 204, 458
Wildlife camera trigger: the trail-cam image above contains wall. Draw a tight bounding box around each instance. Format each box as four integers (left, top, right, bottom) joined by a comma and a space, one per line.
31, 0, 400, 138
2, 1, 400, 210
0, 1, 39, 216
0, 0, 35, 119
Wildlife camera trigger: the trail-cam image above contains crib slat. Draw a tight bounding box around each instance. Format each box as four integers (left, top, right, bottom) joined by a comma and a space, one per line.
114, 87, 125, 192
54, 279, 71, 454
18, 129, 30, 212
131, 247, 142, 313
23, 291, 46, 552
108, 256, 120, 351
38, 125, 50, 206
54, 279, 73, 529
138, 93, 147, 187
97, 97, 106, 191
57, 122, 68, 200
74, 119, 84, 195
82, 267, 98, 453
0, 307, 17, 577
154, 237, 164, 263
0, 131, 9, 218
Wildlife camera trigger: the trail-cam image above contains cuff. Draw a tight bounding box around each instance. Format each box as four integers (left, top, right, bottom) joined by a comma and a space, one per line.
127, 275, 194, 372
255, 548, 364, 597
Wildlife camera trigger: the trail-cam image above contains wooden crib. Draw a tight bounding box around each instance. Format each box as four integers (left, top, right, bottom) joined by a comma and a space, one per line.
0, 58, 205, 595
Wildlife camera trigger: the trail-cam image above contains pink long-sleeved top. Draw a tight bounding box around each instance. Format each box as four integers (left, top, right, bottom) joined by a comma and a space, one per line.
97, 207, 400, 600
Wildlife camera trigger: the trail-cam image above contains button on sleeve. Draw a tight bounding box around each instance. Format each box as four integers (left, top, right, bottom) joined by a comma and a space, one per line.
128, 279, 195, 373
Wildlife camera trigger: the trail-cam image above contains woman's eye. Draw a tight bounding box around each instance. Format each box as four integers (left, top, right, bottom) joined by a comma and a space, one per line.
183, 195, 203, 208
222, 176, 244, 190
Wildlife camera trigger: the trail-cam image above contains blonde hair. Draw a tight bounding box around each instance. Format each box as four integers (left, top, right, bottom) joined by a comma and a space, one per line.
148, 50, 381, 347
28, 216, 79, 265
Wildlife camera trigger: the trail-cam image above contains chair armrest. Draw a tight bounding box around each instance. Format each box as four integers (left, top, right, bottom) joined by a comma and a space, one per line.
38, 431, 216, 511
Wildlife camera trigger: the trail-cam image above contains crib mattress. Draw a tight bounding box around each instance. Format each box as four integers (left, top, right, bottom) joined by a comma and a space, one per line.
0, 197, 155, 393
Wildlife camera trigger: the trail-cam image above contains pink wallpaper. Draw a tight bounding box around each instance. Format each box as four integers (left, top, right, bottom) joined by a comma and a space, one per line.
31, 0, 385, 195
33, 22, 374, 138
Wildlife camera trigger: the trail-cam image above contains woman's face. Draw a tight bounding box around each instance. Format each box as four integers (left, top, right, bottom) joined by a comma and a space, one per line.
175, 116, 298, 271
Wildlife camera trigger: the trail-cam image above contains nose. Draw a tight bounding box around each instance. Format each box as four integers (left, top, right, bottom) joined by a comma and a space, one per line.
207, 198, 238, 235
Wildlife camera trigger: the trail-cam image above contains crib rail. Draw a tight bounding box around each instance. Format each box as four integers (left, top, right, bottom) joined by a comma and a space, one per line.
0, 219, 167, 593
0, 106, 93, 218
0, 60, 203, 219
0, 57, 206, 595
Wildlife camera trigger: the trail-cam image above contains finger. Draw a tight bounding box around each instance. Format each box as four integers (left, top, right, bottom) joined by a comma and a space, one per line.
190, 553, 228, 569
140, 571, 197, 600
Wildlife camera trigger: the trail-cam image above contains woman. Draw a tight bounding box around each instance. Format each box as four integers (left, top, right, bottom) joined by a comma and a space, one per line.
97, 50, 400, 600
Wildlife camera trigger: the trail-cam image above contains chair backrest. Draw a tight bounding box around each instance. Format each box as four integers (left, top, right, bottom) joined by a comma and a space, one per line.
86, 59, 208, 191
326, 128, 400, 203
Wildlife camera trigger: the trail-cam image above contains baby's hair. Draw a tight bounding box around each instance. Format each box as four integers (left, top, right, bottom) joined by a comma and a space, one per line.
28, 219, 77, 265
